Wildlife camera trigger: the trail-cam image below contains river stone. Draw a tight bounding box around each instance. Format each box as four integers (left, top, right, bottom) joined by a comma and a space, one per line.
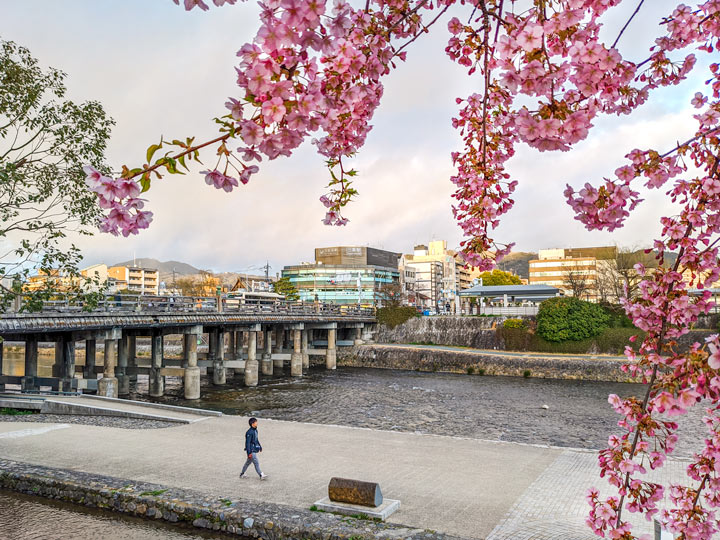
244, 517, 254, 528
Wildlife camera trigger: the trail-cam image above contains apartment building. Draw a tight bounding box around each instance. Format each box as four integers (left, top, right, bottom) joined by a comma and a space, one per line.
403, 241, 461, 312
107, 266, 159, 295
528, 246, 617, 301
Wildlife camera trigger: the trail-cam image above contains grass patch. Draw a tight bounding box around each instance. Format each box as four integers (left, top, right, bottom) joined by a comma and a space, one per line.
219, 498, 232, 507
0, 408, 36, 416
466, 366, 475, 375
309, 505, 326, 512
478, 368, 485, 376
139, 489, 167, 497
523, 369, 531, 378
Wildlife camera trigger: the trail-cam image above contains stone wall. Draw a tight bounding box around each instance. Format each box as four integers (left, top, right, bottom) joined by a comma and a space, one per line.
377, 316, 507, 349
340, 345, 634, 383
0, 459, 463, 540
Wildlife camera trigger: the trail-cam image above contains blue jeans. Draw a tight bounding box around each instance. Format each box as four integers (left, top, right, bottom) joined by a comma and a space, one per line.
241, 453, 263, 477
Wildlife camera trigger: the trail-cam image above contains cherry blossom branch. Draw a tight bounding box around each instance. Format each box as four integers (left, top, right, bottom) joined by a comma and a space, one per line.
660, 127, 720, 159
393, 5, 450, 58
615, 223, 692, 527
612, 0, 646, 49
124, 132, 232, 181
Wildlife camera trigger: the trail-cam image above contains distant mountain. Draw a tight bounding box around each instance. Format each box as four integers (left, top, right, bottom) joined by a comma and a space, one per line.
111, 258, 201, 279
496, 252, 537, 279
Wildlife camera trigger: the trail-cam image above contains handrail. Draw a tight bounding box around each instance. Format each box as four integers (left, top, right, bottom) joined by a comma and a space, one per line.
6, 294, 376, 318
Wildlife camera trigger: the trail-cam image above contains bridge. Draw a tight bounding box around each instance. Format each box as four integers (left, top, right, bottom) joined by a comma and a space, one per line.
0, 296, 377, 400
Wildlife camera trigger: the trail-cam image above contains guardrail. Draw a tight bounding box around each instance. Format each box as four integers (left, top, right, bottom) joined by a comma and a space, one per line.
6, 295, 375, 318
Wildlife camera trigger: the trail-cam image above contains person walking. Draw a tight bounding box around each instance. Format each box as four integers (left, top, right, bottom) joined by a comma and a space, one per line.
240, 417, 267, 480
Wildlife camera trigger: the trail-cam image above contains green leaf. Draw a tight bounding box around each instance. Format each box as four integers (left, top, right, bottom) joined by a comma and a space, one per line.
146, 142, 163, 164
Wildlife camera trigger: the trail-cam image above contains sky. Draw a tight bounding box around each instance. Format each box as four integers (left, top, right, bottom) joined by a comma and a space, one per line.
0, 1, 709, 275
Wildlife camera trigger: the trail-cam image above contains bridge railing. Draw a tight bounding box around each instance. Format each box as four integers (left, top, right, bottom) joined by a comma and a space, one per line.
16, 295, 375, 318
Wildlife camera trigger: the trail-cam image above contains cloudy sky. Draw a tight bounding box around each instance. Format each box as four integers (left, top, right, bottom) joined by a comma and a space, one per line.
0, 1, 708, 275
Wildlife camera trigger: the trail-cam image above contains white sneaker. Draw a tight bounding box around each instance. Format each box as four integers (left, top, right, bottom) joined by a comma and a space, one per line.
239, 473, 246, 479
260, 473, 268, 480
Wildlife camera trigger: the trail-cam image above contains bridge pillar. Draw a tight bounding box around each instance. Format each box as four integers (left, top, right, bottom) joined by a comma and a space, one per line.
60, 335, 76, 393
261, 328, 273, 376
213, 329, 226, 385
149, 332, 164, 397
354, 327, 363, 346
326, 328, 337, 370
128, 336, 137, 393
83, 339, 96, 390
245, 331, 258, 387
117, 334, 130, 396
0, 340, 4, 391
98, 339, 118, 398
184, 333, 200, 400
273, 326, 284, 371
22, 337, 38, 391
291, 329, 303, 377
301, 329, 309, 369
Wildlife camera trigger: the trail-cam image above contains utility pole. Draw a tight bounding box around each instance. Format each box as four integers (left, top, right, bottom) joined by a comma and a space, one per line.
262, 262, 271, 285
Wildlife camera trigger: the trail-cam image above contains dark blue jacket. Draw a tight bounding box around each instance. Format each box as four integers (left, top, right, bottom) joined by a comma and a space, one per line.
244, 427, 262, 455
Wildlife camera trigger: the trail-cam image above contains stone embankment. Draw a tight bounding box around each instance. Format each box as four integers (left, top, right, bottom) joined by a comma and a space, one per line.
341, 345, 633, 383
377, 316, 503, 349
0, 459, 463, 540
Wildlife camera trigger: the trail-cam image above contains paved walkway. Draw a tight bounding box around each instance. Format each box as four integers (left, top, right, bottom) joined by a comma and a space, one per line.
0, 416, 686, 539
376, 343, 627, 362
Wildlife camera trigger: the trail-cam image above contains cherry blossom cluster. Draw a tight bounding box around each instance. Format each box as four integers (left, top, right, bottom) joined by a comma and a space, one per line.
82, 166, 152, 236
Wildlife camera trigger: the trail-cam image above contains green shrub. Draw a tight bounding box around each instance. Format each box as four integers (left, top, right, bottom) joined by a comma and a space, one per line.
377, 306, 419, 328
498, 327, 533, 350
599, 302, 634, 328
523, 369, 531, 378
536, 297, 610, 342
466, 366, 475, 375
594, 327, 645, 355
503, 318, 526, 329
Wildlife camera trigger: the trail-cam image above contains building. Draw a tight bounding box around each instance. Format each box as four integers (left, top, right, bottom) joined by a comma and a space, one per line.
24, 269, 76, 293
528, 246, 617, 301
107, 266, 159, 295
81, 264, 125, 293
403, 241, 460, 313
282, 246, 400, 306
404, 259, 443, 310
398, 255, 417, 305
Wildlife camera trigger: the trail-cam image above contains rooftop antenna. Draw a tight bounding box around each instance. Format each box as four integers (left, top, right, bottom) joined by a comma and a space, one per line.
133, 251, 137, 268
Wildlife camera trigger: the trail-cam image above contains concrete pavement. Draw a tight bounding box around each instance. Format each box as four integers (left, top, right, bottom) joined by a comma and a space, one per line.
0, 415, 559, 538
0, 416, 689, 538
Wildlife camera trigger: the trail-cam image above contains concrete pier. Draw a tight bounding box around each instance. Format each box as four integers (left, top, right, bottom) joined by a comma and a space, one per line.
97, 339, 118, 398
301, 330, 309, 369
244, 331, 258, 387
213, 330, 226, 385
149, 333, 164, 398
354, 327, 363, 345
84, 339, 96, 386
59, 336, 76, 393
291, 329, 303, 377
326, 328, 337, 370
22, 337, 38, 391
273, 326, 284, 371
128, 336, 137, 393
183, 333, 200, 400
116, 334, 130, 396
0, 341, 3, 392
261, 328, 273, 376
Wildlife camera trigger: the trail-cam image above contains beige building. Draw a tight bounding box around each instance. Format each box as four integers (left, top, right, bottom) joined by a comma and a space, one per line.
402, 241, 461, 312
108, 266, 159, 295
529, 246, 617, 302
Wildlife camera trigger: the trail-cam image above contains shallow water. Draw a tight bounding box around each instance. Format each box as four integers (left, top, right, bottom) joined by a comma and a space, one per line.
0, 490, 230, 540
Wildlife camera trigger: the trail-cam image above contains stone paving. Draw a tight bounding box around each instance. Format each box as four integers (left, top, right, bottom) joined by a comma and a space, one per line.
487, 450, 694, 540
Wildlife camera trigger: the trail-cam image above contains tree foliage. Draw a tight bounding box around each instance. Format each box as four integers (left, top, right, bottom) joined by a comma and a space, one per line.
273, 276, 299, 301
477, 269, 522, 286
0, 39, 113, 311
536, 297, 610, 343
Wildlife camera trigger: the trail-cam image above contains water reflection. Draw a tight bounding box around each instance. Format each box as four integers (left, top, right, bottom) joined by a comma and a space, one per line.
0, 490, 233, 540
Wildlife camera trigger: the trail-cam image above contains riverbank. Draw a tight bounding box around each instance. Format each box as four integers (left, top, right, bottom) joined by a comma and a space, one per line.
341, 343, 634, 383
0, 459, 453, 540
